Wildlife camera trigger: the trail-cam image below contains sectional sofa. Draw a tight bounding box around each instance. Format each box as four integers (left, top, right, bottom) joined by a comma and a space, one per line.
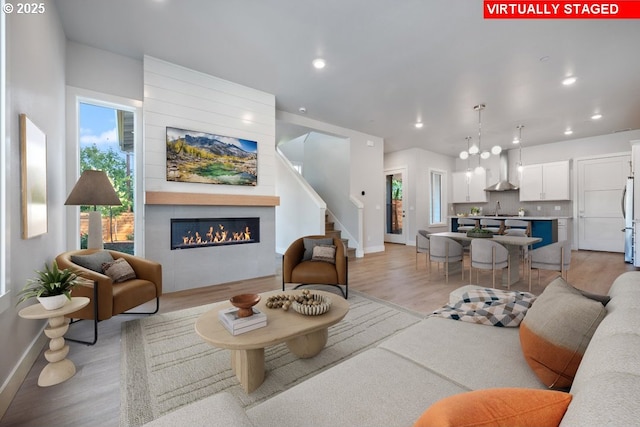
144, 271, 640, 427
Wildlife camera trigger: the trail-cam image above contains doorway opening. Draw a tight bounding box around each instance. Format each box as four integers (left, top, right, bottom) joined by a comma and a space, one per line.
385, 168, 407, 244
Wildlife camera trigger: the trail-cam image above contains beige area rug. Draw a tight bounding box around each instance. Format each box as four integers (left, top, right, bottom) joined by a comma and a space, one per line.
120, 290, 423, 427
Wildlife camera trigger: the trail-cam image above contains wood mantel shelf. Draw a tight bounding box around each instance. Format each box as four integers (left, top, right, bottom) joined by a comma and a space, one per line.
145, 191, 280, 207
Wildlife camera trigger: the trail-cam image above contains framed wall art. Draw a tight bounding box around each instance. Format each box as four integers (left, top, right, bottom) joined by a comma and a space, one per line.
166, 126, 257, 186
20, 114, 48, 239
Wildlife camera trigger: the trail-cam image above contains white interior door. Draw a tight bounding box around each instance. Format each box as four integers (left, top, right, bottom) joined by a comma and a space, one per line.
385, 168, 407, 244
577, 155, 630, 252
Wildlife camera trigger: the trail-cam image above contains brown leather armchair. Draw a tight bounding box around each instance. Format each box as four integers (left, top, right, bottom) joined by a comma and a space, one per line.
55, 249, 162, 344
282, 235, 348, 298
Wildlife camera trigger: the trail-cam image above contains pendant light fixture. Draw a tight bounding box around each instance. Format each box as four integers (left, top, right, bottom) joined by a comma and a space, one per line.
464, 136, 473, 180
516, 125, 524, 173
458, 104, 502, 167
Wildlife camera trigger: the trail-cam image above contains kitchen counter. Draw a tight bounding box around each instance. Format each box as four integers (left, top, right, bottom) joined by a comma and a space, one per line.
450, 215, 571, 220
450, 216, 565, 248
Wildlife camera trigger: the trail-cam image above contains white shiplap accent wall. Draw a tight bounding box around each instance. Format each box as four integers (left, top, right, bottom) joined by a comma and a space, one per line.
143, 56, 277, 292
143, 55, 276, 195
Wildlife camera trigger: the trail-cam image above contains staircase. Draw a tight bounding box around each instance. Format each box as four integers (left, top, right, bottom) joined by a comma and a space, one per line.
324, 214, 357, 259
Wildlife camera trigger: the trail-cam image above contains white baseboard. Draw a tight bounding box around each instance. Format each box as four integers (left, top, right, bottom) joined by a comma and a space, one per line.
364, 245, 385, 254
0, 329, 47, 419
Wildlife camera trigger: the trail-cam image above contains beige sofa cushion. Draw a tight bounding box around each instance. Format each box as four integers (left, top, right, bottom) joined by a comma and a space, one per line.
560, 272, 640, 426
380, 317, 545, 390
520, 277, 607, 390
247, 348, 467, 427
142, 392, 253, 427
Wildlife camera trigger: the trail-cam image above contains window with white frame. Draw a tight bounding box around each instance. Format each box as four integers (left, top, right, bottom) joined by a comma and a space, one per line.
430, 170, 445, 225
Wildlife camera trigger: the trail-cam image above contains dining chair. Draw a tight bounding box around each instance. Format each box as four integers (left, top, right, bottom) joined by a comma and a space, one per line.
429, 236, 464, 284
416, 230, 430, 270
470, 239, 510, 289
529, 240, 571, 289
480, 218, 502, 234
504, 219, 531, 278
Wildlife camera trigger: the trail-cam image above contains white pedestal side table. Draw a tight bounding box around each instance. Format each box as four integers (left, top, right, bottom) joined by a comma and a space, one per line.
18, 297, 90, 387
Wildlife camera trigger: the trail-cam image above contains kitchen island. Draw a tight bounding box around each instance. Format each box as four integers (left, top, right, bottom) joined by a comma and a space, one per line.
450, 216, 565, 249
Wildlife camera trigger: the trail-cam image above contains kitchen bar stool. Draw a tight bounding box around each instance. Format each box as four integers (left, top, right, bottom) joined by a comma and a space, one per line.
456, 218, 476, 232
504, 219, 531, 236
480, 218, 502, 234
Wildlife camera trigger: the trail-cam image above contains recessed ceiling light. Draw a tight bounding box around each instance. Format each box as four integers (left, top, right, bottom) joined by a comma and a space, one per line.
539, 56, 550, 62
298, 107, 307, 114
312, 58, 326, 69
562, 76, 577, 86
564, 129, 573, 135
414, 122, 424, 129
591, 113, 602, 120
512, 137, 520, 144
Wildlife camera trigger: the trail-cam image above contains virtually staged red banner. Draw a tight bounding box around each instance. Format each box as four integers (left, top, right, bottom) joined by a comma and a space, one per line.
484, 1, 640, 18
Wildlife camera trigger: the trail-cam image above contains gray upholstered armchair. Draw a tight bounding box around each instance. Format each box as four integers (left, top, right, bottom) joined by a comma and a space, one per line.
416, 230, 430, 270
529, 240, 571, 288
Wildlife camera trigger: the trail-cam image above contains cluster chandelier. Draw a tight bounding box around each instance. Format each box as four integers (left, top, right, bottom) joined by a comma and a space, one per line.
459, 104, 502, 171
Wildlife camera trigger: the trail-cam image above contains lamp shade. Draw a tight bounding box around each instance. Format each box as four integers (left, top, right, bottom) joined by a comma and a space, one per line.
64, 170, 122, 207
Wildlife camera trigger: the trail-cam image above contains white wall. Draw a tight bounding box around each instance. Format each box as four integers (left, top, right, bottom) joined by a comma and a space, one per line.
143, 57, 277, 292
385, 148, 456, 245
303, 132, 355, 235
1, 0, 66, 407
66, 41, 143, 101
276, 111, 385, 253
275, 152, 326, 253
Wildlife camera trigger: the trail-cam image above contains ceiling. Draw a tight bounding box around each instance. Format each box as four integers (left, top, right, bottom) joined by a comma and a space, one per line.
54, 0, 640, 156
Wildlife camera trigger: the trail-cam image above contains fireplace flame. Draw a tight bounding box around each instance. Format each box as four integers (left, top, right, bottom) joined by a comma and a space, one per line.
181, 224, 252, 246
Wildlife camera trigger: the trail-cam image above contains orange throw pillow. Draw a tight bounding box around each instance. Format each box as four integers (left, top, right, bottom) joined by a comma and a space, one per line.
414, 388, 572, 427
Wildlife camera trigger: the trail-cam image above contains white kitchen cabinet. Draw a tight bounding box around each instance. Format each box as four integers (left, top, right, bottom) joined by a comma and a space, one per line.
452, 169, 487, 203
519, 161, 570, 201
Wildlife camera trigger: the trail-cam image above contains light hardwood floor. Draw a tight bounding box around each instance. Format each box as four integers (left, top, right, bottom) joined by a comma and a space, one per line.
1, 244, 634, 427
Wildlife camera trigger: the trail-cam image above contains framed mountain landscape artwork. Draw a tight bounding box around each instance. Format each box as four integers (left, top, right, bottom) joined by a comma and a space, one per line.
166, 127, 258, 186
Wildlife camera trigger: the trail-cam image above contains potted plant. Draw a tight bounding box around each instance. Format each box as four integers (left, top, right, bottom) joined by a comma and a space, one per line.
466, 227, 494, 238
17, 261, 80, 310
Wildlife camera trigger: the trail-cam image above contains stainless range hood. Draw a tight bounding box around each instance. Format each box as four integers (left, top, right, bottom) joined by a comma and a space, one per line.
484, 151, 519, 192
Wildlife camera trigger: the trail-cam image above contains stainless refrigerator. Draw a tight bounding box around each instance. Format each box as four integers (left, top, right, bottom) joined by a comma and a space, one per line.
623, 176, 634, 263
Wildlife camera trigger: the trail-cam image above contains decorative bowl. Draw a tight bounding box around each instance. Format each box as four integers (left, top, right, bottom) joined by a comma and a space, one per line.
230, 293, 261, 318
292, 294, 332, 316
466, 231, 494, 238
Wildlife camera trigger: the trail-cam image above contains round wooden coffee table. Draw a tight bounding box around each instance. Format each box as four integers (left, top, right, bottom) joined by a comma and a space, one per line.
195, 289, 349, 393
18, 297, 90, 387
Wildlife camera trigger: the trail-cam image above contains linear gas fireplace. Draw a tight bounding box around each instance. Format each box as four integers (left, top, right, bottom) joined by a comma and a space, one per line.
171, 217, 260, 250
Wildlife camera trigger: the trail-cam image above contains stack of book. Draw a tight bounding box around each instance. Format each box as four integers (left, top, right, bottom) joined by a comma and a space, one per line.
218, 306, 267, 335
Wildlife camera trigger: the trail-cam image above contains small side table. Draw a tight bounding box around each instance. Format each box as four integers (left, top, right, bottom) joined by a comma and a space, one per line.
18, 297, 90, 387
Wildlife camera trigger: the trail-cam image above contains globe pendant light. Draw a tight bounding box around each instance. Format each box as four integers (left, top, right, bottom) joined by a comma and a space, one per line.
459, 103, 502, 163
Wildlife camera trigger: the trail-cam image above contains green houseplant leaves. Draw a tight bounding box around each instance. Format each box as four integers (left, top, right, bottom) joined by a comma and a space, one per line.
16, 261, 80, 305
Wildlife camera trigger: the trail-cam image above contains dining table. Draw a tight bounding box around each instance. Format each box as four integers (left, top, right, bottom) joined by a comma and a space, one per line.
430, 232, 542, 287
